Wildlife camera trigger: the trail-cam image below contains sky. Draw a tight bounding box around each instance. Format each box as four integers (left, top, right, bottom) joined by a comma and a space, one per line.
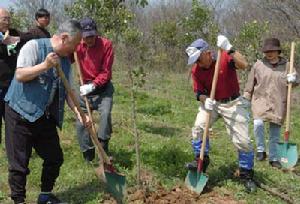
0, 0, 14, 8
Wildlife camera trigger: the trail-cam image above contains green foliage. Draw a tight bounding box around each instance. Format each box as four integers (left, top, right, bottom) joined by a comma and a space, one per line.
233, 20, 270, 89
152, 21, 178, 48
234, 20, 270, 65
66, 0, 134, 40
179, 0, 218, 46
133, 0, 149, 8
9, 8, 29, 31
137, 100, 171, 116
122, 26, 148, 88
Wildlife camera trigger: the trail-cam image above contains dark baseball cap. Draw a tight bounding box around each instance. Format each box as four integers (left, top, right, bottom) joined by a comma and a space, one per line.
80, 17, 97, 38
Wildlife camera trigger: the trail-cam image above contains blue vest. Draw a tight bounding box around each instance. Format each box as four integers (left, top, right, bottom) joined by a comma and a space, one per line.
5, 38, 71, 128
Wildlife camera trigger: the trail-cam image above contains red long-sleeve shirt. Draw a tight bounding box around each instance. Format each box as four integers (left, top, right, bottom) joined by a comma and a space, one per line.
191, 51, 240, 100
76, 36, 114, 87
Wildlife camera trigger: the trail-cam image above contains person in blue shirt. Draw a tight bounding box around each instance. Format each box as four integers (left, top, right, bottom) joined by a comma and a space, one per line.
4, 20, 91, 204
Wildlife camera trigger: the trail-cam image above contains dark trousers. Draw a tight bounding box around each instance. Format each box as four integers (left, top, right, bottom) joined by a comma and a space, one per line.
5, 103, 63, 202
0, 87, 8, 143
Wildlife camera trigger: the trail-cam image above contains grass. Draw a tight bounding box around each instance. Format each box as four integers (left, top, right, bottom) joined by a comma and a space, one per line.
1, 68, 300, 203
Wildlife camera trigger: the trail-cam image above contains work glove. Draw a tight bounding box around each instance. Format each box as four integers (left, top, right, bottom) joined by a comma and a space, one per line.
7, 42, 18, 56
80, 83, 96, 96
217, 35, 232, 51
204, 98, 216, 111
287, 72, 297, 84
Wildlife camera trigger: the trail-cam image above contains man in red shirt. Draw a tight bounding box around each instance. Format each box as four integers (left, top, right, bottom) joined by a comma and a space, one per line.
75, 17, 114, 162
185, 35, 256, 192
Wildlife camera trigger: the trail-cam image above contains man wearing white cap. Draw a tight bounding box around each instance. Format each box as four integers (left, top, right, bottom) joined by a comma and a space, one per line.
185, 35, 257, 192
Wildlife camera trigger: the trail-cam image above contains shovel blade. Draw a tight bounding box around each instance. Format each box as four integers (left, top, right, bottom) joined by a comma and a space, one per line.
95, 166, 126, 203
185, 170, 208, 194
278, 142, 298, 168
105, 171, 126, 203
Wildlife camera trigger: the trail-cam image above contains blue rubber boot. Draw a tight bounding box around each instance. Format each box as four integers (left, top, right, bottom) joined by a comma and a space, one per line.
238, 151, 257, 193
185, 139, 210, 172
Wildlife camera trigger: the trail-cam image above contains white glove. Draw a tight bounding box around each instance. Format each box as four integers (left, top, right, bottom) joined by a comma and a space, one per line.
80, 83, 96, 96
287, 72, 297, 83
217, 35, 232, 51
204, 98, 216, 111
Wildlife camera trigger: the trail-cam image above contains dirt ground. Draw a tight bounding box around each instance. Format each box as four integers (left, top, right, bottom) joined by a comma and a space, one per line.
102, 170, 244, 204
101, 185, 244, 204
125, 185, 245, 204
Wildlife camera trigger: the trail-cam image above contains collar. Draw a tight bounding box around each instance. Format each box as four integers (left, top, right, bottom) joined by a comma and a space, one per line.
262, 56, 287, 67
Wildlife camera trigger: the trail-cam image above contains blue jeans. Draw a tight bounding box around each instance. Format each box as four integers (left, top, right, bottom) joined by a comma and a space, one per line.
254, 119, 281, 161
76, 82, 114, 152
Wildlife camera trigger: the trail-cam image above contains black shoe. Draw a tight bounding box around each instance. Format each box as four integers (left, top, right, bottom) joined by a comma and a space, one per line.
14, 199, 25, 204
239, 168, 257, 193
243, 178, 257, 193
37, 193, 61, 204
256, 152, 266, 161
269, 161, 282, 169
83, 148, 95, 162
185, 155, 209, 173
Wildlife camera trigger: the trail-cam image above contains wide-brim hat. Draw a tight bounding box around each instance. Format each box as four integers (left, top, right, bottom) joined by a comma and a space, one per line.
262, 38, 281, 52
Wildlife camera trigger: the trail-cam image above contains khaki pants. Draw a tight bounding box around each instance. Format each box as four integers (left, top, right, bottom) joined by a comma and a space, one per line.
192, 97, 253, 152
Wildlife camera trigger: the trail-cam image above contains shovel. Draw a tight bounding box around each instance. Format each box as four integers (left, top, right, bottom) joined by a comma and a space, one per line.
56, 60, 126, 202
278, 42, 298, 169
185, 49, 222, 194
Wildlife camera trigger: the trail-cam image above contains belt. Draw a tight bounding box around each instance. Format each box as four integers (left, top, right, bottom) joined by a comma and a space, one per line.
217, 94, 240, 104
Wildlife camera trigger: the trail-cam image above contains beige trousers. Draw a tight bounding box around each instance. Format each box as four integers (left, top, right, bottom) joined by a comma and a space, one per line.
192, 97, 253, 152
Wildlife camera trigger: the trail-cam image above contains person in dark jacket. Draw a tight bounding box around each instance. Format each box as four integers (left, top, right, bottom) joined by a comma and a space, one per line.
0, 8, 33, 143
27, 8, 51, 39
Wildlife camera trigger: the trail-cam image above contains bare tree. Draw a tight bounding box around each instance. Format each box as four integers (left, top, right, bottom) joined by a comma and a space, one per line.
218, 0, 300, 41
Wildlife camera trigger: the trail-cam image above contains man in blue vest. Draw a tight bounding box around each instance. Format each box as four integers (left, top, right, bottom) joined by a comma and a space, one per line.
4, 20, 90, 204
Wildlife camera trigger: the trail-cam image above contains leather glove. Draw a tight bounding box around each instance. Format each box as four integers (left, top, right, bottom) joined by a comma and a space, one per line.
287, 72, 297, 83
204, 98, 216, 111
80, 83, 96, 96
217, 35, 232, 51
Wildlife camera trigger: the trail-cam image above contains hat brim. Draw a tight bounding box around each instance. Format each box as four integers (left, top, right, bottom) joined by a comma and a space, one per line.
82, 30, 97, 38
187, 51, 201, 65
262, 46, 281, 53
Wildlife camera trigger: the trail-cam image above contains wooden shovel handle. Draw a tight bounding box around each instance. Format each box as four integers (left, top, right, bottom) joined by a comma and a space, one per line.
199, 49, 222, 162
56, 64, 111, 164
285, 42, 295, 137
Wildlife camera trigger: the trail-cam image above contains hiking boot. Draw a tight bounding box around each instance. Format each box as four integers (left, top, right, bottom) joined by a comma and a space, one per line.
185, 155, 210, 173
37, 193, 61, 204
239, 168, 257, 193
269, 160, 282, 169
83, 148, 95, 162
256, 152, 266, 161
